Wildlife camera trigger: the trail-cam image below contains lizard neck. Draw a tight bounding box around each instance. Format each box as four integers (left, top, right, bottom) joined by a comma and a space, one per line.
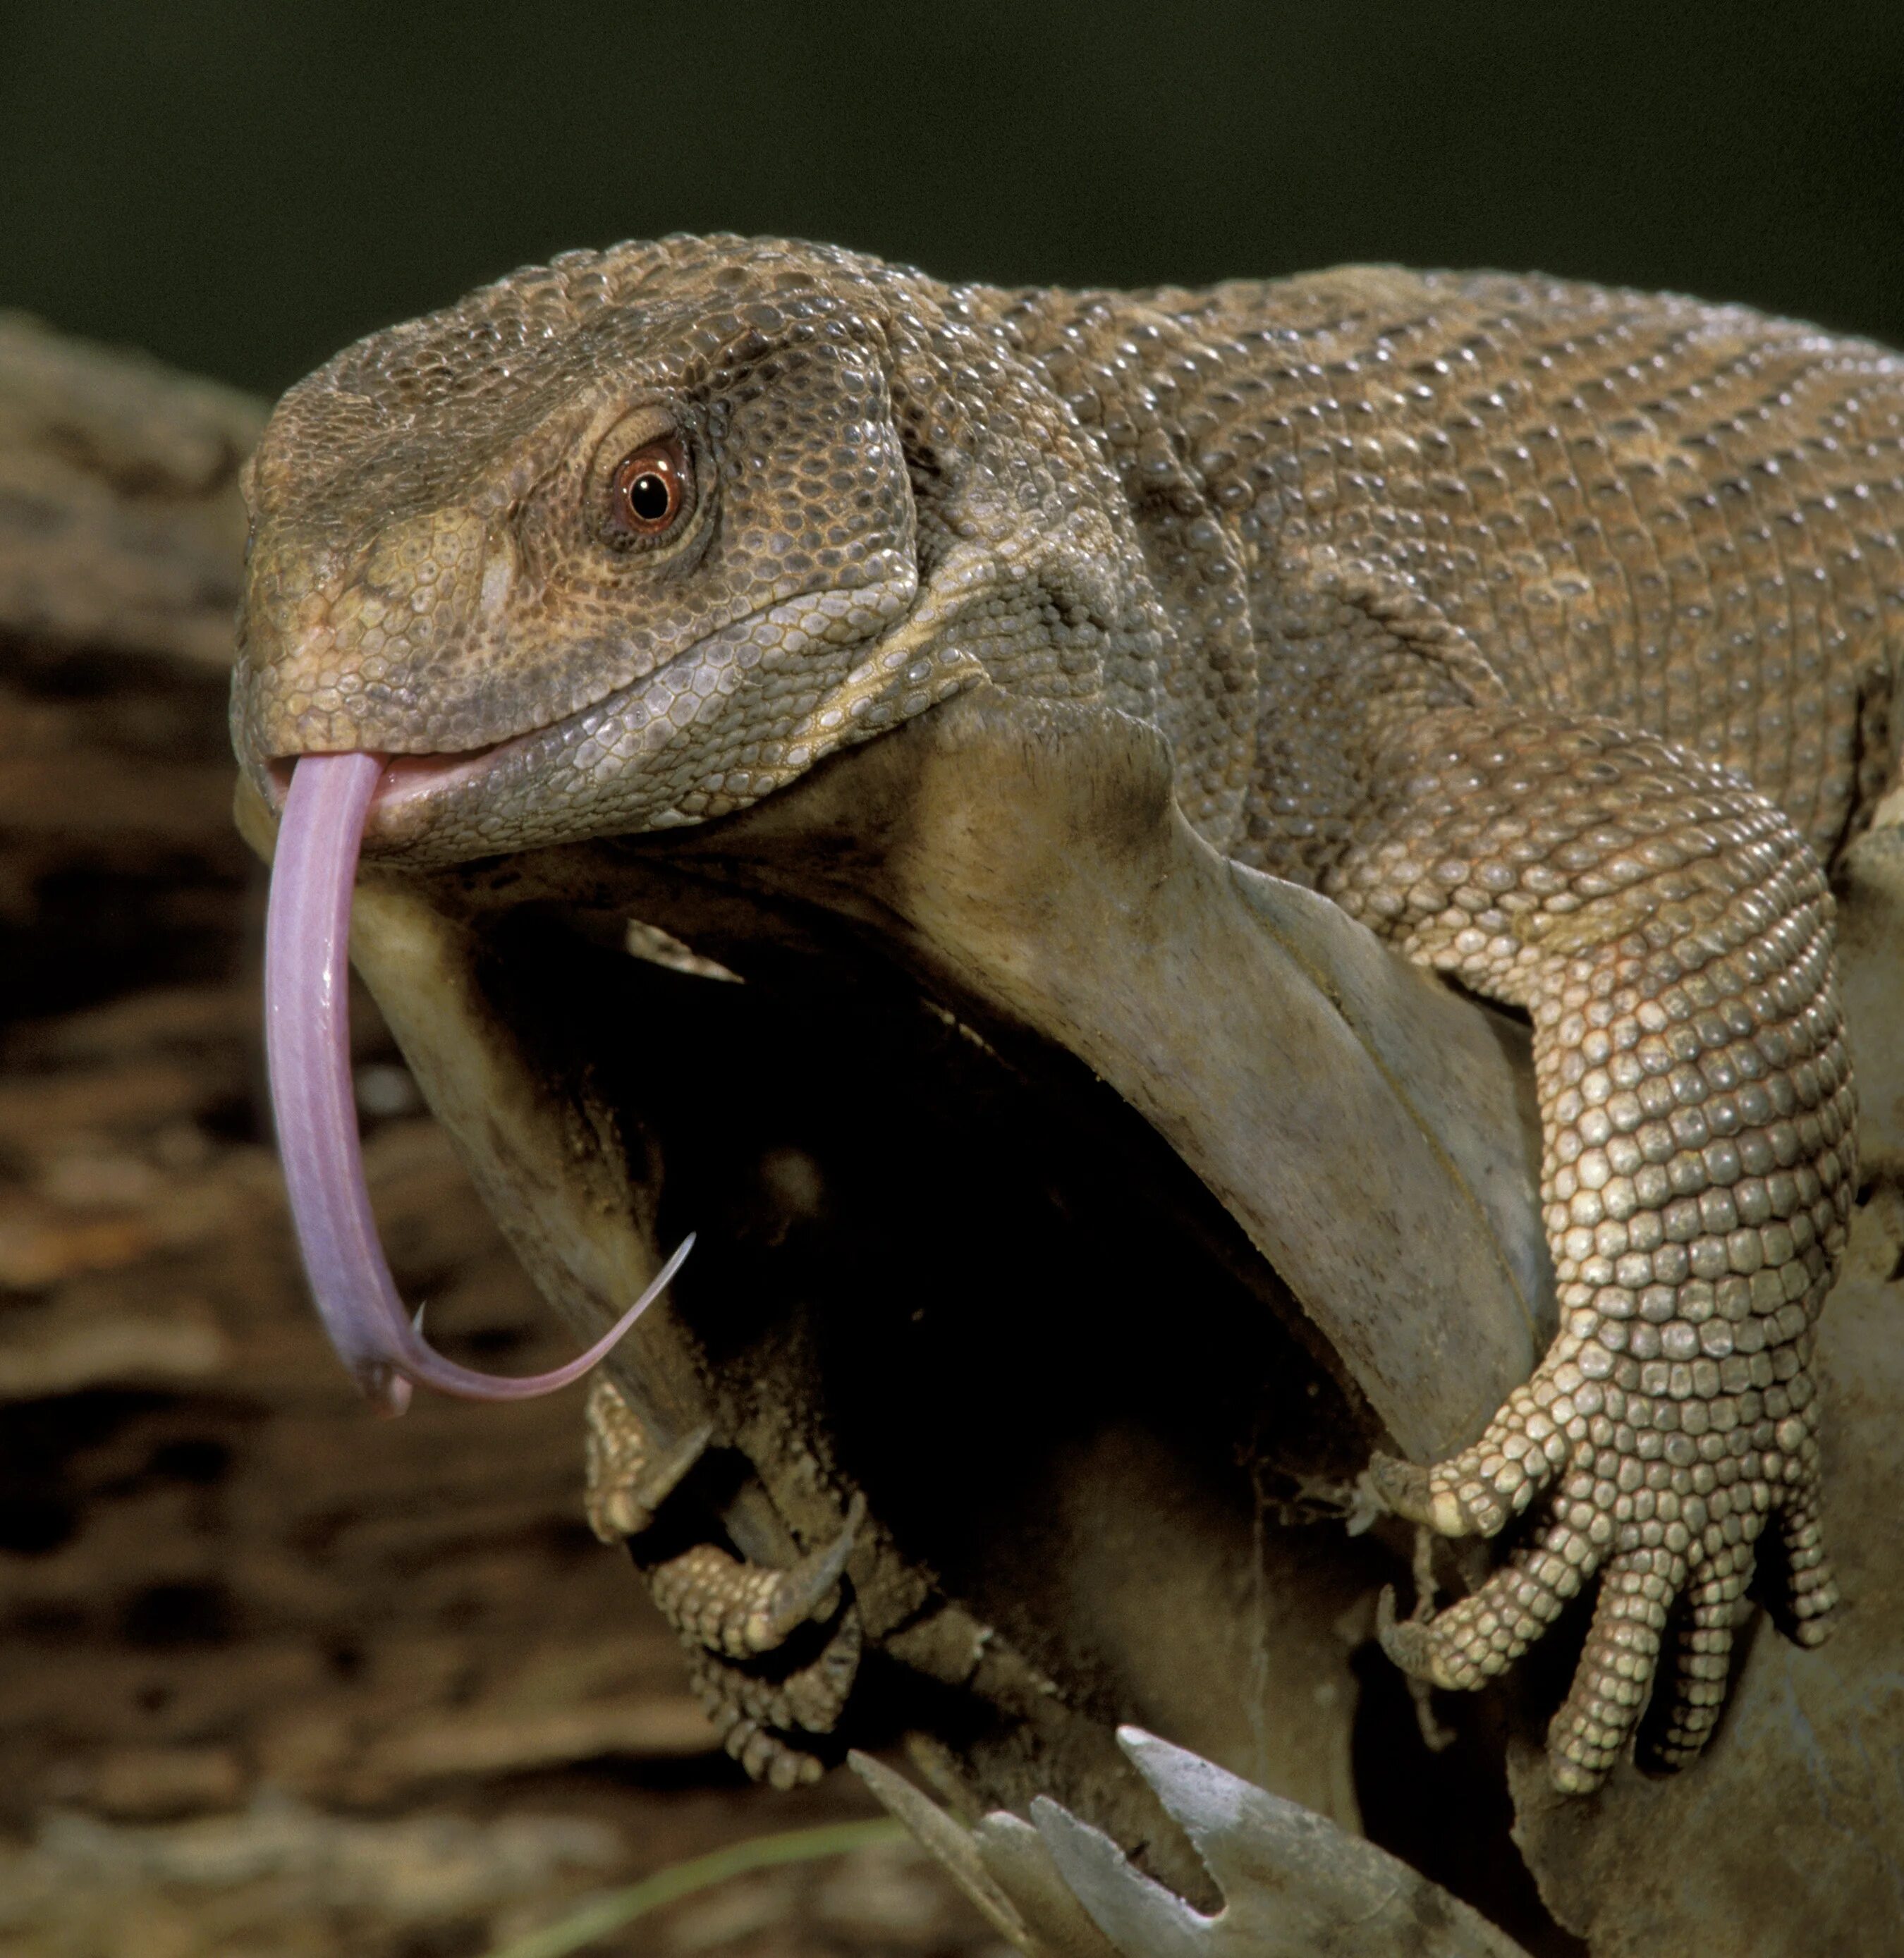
956, 284, 1272, 859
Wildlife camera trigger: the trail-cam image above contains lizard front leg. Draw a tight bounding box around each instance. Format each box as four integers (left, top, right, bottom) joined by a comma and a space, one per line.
1330, 708, 1852, 1793
585, 1376, 867, 1784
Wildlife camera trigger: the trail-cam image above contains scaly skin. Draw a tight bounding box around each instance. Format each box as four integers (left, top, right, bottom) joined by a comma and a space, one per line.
233, 238, 1904, 1792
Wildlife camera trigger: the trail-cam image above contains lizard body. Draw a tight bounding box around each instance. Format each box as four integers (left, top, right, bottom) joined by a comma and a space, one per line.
232, 238, 1904, 1793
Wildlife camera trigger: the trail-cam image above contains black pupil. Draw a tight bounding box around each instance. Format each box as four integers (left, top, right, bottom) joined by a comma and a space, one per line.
628, 470, 672, 522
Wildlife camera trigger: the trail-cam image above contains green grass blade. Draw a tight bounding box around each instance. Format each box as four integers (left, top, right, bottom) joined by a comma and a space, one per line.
484, 1816, 908, 1958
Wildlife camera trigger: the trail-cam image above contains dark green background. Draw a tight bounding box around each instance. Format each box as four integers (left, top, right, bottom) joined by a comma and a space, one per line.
4, 2, 1902, 397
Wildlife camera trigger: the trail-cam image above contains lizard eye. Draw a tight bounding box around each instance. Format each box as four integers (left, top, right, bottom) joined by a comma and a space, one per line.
608, 437, 692, 540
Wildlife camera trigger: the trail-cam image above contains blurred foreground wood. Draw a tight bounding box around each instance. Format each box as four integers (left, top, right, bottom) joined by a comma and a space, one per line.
0, 317, 1003, 1956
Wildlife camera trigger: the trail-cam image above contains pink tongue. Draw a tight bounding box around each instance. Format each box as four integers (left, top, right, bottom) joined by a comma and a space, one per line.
264, 751, 690, 1415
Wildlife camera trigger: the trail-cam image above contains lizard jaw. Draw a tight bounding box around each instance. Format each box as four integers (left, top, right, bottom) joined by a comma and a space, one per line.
240, 546, 941, 869
264, 734, 532, 840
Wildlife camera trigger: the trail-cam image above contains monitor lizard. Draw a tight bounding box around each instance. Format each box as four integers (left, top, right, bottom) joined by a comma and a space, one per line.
230, 235, 1904, 1795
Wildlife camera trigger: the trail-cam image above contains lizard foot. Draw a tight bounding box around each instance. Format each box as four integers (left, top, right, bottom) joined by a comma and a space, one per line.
581, 1381, 874, 1782
646, 1493, 868, 1659
583, 1374, 713, 1543
685, 1608, 865, 1790
1374, 1333, 1840, 1792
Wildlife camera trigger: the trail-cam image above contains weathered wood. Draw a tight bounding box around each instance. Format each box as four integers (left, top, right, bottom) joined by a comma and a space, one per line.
0, 311, 261, 668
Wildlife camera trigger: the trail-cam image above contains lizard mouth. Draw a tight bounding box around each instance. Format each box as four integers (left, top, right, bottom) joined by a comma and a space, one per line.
266, 734, 530, 834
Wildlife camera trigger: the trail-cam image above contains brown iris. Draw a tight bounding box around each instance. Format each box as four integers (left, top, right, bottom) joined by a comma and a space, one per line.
609, 436, 691, 538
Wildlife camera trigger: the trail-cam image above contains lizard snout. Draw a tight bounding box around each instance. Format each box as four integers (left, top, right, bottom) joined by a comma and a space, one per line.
236, 506, 504, 761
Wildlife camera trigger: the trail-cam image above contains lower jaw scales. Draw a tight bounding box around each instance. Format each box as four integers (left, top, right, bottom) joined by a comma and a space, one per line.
262, 749, 690, 1413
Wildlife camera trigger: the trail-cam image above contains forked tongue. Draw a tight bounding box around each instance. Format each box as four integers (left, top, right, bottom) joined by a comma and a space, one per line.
264, 750, 691, 1415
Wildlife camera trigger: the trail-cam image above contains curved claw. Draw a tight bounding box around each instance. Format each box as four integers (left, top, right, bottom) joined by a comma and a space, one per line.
769, 1491, 867, 1642
584, 1380, 714, 1542
649, 1493, 869, 1658
1375, 1583, 1463, 1691
265, 749, 695, 1413
1367, 1451, 1485, 1537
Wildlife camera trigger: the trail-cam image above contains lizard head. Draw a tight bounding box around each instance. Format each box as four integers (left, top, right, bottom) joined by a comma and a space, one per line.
231, 233, 1130, 865
232, 236, 1134, 1411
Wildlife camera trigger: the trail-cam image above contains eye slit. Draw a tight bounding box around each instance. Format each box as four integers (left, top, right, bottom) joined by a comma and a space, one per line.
609, 436, 691, 539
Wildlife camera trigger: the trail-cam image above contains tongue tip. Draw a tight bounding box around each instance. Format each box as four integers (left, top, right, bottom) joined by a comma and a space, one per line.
361, 1366, 413, 1418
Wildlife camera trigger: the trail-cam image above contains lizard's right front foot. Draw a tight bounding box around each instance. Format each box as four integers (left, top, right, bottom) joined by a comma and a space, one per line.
1341, 714, 1856, 1792
585, 1376, 868, 1789
1371, 1335, 1838, 1793
1367, 1022, 1851, 1792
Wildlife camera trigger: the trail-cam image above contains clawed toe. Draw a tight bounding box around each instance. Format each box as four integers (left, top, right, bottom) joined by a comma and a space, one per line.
1367, 1445, 1518, 1539
649, 1493, 867, 1658
686, 1610, 865, 1789
1375, 1582, 1493, 1693
1367, 1455, 1436, 1529
583, 1374, 712, 1542
1773, 1483, 1841, 1645
762, 1492, 867, 1645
